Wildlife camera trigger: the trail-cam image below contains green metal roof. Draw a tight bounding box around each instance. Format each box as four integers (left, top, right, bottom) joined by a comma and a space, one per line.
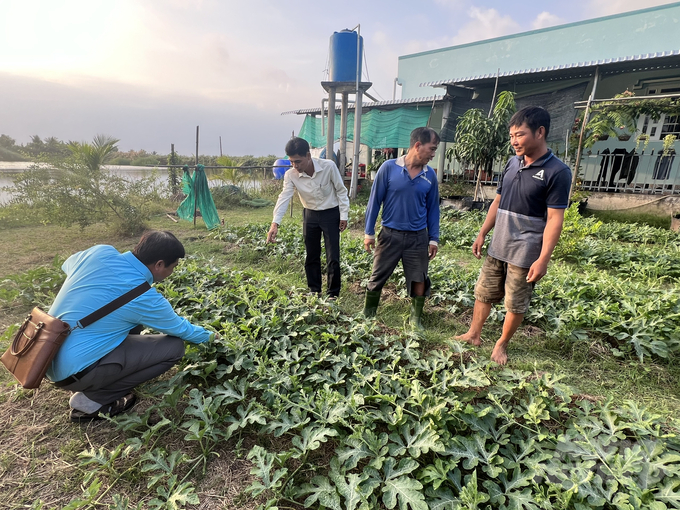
398, 2, 680, 98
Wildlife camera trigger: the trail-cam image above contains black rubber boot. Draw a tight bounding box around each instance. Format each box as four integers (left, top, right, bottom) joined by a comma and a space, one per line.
363, 290, 381, 317
410, 296, 426, 331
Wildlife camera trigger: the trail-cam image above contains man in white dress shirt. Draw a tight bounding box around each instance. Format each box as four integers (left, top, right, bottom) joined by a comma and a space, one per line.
267, 137, 350, 298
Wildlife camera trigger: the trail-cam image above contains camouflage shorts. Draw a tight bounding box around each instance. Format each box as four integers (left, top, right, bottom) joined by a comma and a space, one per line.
474, 256, 534, 314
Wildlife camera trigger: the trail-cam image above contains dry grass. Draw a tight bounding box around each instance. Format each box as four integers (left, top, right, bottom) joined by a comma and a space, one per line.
0, 376, 262, 509
0, 383, 117, 509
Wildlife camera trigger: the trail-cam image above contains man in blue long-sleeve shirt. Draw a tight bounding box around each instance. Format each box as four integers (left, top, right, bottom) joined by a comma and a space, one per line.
363, 127, 440, 329
47, 230, 215, 422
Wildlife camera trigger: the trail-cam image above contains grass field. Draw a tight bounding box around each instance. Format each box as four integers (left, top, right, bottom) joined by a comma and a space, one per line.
1, 200, 679, 509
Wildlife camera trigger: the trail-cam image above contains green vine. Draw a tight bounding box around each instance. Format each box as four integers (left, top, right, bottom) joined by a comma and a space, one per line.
572, 90, 680, 152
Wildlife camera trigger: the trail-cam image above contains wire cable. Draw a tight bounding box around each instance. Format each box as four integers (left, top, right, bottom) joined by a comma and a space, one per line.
362, 44, 386, 101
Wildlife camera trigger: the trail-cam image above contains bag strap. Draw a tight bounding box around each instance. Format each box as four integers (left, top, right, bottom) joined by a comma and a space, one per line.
76, 282, 152, 329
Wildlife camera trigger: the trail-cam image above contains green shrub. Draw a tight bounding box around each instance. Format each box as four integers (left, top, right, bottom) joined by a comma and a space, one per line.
0, 146, 27, 162
584, 209, 671, 229
132, 155, 162, 166
211, 185, 247, 208
7, 136, 165, 235
108, 157, 132, 165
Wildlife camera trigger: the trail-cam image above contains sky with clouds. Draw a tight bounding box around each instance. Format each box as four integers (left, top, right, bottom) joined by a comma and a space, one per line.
0, 0, 676, 157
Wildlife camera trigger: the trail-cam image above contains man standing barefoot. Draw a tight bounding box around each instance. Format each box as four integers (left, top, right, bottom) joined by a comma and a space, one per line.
456, 107, 571, 364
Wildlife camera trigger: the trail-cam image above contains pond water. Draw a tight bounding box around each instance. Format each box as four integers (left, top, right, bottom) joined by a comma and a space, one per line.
0, 162, 259, 204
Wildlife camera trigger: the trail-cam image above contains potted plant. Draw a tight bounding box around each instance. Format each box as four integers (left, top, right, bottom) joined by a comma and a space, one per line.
663, 134, 677, 155
636, 133, 650, 151
366, 154, 386, 180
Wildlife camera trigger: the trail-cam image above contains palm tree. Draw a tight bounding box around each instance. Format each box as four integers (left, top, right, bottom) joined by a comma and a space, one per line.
68, 134, 119, 172
65, 135, 124, 220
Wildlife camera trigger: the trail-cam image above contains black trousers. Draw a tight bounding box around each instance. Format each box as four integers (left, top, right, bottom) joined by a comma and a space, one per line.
302, 206, 341, 297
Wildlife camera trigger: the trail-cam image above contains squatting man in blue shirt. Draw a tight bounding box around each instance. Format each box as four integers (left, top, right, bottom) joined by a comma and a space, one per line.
46, 231, 216, 422
455, 106, 571, 365
363, 127, 441, 330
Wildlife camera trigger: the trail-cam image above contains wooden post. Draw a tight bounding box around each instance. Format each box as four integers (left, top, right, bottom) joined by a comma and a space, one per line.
194, 126, 199, 226
195, 126, 199, 166
170, 143, 176, 195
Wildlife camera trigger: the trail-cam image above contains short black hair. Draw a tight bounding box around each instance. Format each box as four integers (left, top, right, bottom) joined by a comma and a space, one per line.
133, 230, 185, 266
509, 106, 551, 139
409, 127, 440, 148
285, 137, 311, 157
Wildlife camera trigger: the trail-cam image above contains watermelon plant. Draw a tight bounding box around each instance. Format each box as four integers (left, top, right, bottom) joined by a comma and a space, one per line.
66, 261, 678, 509
8, 208, 679, 509
208, 207, 680, 362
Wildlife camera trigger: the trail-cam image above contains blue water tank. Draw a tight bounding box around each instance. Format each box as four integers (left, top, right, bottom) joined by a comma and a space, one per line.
329, 30, 363, 82
272, 159, 291, 179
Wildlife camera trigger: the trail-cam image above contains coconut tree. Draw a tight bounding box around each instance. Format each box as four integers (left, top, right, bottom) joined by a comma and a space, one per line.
447, 91, 516, 201
68, 134, 119, 172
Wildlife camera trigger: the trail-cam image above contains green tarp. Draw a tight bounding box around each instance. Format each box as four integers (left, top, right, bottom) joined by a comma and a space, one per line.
177, 164, 221, 230
298, 105, 432, 149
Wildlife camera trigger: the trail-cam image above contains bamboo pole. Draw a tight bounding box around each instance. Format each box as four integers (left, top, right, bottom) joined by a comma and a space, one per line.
570, 67, 600, 201
473, 69, 500, 202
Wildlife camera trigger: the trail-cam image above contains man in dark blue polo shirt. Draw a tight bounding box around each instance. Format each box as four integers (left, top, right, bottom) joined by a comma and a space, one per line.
456, 106, 571, 364
363, 127, 440, 329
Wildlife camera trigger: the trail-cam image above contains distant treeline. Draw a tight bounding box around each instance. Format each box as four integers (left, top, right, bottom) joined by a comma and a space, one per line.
0, 134, 278, 167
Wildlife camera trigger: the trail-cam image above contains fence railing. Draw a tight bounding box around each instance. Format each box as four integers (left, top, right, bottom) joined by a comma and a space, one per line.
446, 149, 680, 195
577, 149, 679, 194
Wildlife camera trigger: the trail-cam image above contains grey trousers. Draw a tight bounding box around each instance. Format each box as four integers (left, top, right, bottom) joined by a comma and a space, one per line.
367, 226, 431, 297
59, 334, 185, 405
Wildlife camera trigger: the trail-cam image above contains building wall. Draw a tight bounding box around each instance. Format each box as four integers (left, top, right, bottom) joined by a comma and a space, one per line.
397, 3, 680, 99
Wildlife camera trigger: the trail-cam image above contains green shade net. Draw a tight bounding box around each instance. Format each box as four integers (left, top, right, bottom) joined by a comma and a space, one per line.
298, 105, 432, 149
177, 164, 221, 230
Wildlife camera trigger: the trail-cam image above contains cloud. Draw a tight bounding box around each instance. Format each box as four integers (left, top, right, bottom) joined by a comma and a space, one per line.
401, 6, 522, 55
452, 7, 522, 44
587, 0, 676, 17
0, 72, 300, 156
532, 11, 566, 30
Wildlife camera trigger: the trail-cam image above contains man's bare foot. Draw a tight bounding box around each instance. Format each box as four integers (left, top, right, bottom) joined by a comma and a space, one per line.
454, 332, 482, 347
490, 343, 508, 365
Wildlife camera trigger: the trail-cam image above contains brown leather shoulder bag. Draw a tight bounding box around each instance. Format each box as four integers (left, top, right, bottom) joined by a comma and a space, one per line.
1, 282, 151, 389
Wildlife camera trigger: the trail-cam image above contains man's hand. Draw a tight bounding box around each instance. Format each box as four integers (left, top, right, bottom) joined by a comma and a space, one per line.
471, 233, 486, 259
526, 259, 549, 283
428, 244, 438, 260
339, 220, 348, 232
266, 223, 278, 244
364, 237, 375, 253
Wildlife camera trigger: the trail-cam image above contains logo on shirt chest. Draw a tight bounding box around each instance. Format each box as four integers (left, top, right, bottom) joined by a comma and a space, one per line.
532, 169, 545, 181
